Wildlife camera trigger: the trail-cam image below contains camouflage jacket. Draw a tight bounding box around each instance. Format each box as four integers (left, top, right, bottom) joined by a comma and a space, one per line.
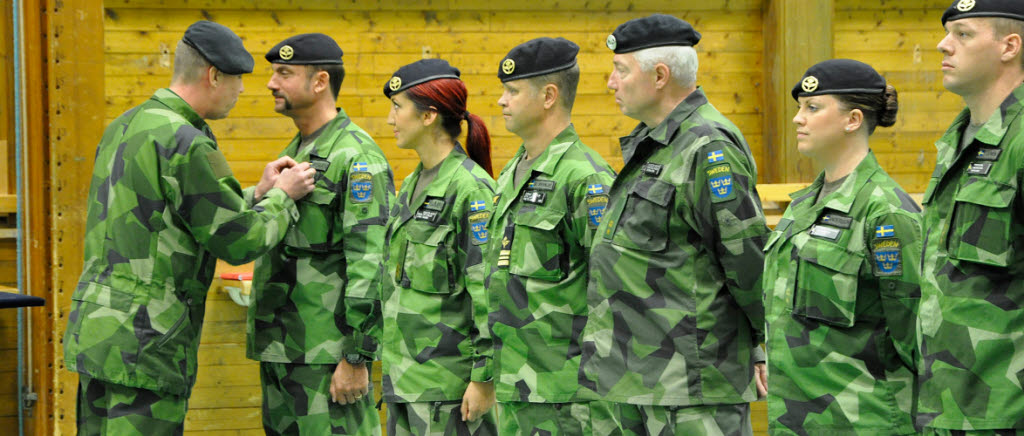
485, 124, 616, 403
380, 146, 495, 403
63, 88, 300, 396
579, 89, 769, 406
763, 152, 920, 435
246, 109, 394, 363
918, 83, 1024, 430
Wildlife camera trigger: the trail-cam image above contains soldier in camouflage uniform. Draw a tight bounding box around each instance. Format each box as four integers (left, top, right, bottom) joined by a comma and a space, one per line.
64, 21, 316, 436
379, 58, 498, 436
578, 15, 769, 436
919, 2, 1024, 434
763, 59, 921, 435
247, 34, 394, 435
485, 37, 616, 435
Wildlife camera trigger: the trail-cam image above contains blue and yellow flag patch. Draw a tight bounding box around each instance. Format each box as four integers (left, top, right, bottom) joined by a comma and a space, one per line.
350, 162, 373, 203
707, 150, 725, 163
875, 225, 894, 238
706, 164, 735, 203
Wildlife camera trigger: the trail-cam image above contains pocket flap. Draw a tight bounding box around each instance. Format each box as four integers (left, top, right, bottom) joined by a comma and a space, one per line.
797, 239, 863, 275
305, 187, 337, 205
629, 179, 675, 207
406, 224, 453, 247
514, 207, 565, 230
954, 178, 1016, 208
71, 282, 134, 313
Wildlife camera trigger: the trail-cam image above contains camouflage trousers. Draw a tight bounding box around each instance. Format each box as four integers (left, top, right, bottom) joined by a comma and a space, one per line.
386, 400, 498, 436
260, 361, 381, 435
589, 401, 752, 436
924, 429, 1024, 436
75, 374, 186, 436
498, 401, 591, 436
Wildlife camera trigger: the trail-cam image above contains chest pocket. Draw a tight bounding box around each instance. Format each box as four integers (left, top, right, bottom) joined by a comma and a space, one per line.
284, 187, 339, 253
609, 178, 674, 252
793, 238, 863, 328
400, 223, 453, 294
948, 178, 1016, 267
510, 208, 567, 282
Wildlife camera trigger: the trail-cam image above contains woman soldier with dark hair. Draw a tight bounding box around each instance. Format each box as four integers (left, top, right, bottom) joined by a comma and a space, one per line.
762, 59, 922, 435
379, 58, 497, 435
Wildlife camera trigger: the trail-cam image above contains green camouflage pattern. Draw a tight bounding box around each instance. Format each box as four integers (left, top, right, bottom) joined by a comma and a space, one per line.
381, 146, 495, 402
247, 108, 394, 364
918, 83, 1024, 431
260, 362, 381, 435
64, 88, 300, 396
925, 429, 1024, 436
579, 88, 769, 406
485, 124, 616, 403
76, 374, 187, 436
763, 152, 921, 435
386, 401, 497, 436
498, 401, 591, 436
589, 401, 752, 436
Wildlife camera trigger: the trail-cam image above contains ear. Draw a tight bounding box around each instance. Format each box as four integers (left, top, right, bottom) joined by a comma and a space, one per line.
312, 70, 330, 94
421, 108, 439, 126
1000, 32, 1023, 64
846, 108, 864, 133
207, 66, 220, 88
542, 83, 559, 110
653, 63, 672, 90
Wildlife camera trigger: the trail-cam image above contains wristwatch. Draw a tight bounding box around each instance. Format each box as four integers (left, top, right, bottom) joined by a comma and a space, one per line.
345, 353, 369, 365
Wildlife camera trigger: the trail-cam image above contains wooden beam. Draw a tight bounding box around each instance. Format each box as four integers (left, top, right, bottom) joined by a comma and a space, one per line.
763, 0, 833, 183
30, 1, 104, 435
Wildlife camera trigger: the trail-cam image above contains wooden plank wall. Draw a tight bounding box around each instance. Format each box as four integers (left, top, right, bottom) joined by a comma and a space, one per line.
834, 0, 953, 193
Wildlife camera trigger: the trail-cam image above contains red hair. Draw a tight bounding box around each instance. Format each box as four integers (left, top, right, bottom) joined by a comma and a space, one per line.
405, 78, 493, 176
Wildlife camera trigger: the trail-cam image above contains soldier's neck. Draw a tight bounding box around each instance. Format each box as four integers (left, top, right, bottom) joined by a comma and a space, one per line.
292, 101, 339, 138
963, 69, 1024, 126
520, 116, 570, 160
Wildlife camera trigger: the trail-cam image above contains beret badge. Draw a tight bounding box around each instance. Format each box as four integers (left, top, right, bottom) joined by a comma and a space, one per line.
957, 0, 975, 12
279, 45, 294, 61
801, 76, 819, 93
501, 59, 515, 75
606, 34, 617, 51
388, 76, 402, 92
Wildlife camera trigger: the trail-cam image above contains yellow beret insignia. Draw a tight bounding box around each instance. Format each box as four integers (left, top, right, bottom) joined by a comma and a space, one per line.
279, 45, 294, 61
389, 76, 402, 92
801, 76, 819, 93
502, 59, 515, 75
957, 0, 975, 12
606, 34, 617, 50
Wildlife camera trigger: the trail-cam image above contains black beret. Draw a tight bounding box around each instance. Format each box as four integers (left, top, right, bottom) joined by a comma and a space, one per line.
498, 37, 579, 82
606, 14, 701, 54
265, 33, 344, 65
943, 0, 1024, 25
792, 59, 886, 101
182, 20, 254, 75
384, 59, 461, 98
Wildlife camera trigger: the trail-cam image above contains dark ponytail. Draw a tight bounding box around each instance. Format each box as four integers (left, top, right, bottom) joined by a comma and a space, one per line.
835, 84, 899, 135
404, 78, 493, 176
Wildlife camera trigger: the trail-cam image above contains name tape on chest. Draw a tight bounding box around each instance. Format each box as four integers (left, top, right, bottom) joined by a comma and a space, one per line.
819, 213, 852, 229
522, 190, 547, 205
424, 198, 446, 211
967, 161, 992, 176
528, 179, 557, 191
642, 163, 663, 177
976, 148, 1002, 161
809, 224, 841, 241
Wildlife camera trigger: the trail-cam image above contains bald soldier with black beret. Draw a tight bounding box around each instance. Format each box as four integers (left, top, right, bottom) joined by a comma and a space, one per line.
64, 21, 316, 435
247, 33, 394, 435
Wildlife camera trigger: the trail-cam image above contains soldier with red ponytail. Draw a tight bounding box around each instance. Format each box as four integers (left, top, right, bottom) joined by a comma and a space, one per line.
378, 58, 498, 435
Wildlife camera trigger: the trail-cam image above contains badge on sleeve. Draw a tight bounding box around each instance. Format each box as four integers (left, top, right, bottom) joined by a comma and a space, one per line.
350, 161, 373, 203
468, 200, 491, 245
707, 150, 725, 163
586, 184, 609, 227
706, 163, 736, 203
872, 232, 901, 277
